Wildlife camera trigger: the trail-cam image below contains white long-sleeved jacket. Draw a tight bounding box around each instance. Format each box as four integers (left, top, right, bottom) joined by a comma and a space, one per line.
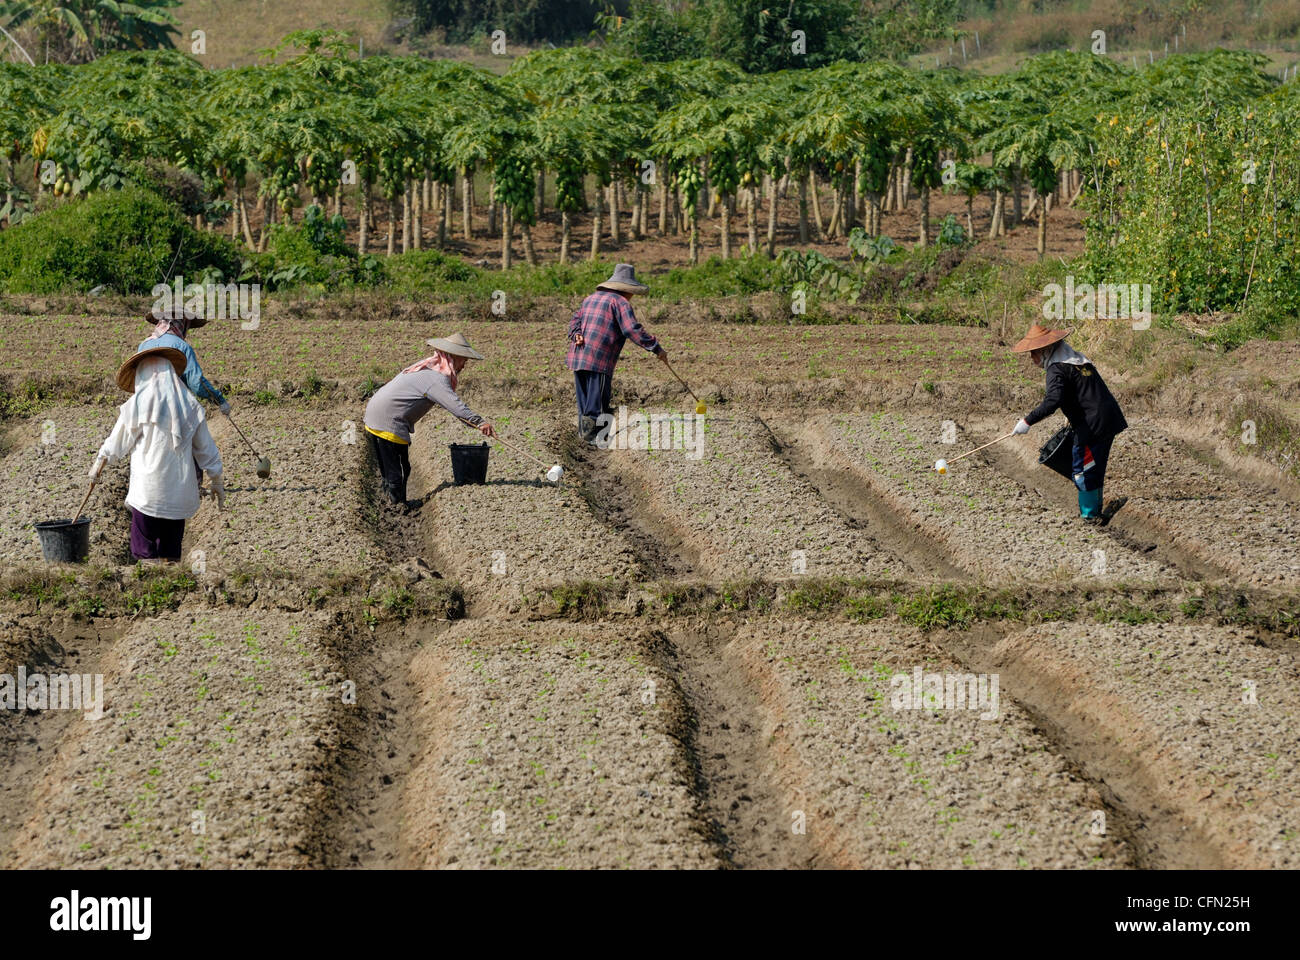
97, 359, 223, 520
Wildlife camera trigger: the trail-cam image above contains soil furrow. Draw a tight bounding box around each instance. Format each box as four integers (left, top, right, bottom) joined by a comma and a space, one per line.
761, 415, 965, 581
319, 619, 441, 868
0, 616, 119, 865
559, 432, 701, 580
978, 439, 1227, 583
931, 626, 1225, 869
656, 624, 823, 869
941, 621, 1298, 869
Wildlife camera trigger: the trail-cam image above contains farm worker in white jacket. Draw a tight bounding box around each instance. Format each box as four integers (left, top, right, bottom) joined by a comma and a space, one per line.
89, 346, 225, 563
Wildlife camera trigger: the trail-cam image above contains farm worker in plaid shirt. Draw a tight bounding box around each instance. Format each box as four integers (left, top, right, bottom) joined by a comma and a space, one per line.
566, 263, 668, 443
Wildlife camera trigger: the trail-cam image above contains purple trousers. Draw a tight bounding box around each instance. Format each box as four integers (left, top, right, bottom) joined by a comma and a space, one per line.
129, 508, 185, 561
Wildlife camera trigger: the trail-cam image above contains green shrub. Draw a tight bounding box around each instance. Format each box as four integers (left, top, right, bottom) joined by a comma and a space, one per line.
0, 185, 242, 294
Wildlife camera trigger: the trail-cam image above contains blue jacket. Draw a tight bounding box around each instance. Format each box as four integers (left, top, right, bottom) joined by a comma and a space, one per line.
137, 333, 226, 405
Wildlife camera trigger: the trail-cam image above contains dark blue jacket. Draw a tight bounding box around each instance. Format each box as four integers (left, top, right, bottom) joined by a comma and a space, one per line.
1025, 362, 1127, 445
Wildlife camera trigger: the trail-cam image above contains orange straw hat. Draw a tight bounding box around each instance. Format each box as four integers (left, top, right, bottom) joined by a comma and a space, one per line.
116, 346, 187, 392
1011, 323, 1071, 353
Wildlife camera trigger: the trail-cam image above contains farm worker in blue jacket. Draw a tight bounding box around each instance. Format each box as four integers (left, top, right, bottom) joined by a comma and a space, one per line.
138, 306, 230, 414
1010, 324, 1128, 524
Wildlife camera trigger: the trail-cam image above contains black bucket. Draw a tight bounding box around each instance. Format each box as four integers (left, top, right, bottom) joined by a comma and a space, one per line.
1038, 426, 1076, 480
449, 442, 490, 485
35, 517, 92, 563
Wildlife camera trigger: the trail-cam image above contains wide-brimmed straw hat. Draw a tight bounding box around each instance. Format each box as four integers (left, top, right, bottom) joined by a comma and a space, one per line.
425, 332, 484, 361
596, 263, 648, 295
1011, 324, 1071, 353
144, 304, 207, 330
116, 346, 187, 392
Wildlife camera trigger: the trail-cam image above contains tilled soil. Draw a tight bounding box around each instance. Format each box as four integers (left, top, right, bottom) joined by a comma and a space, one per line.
590, 412, 916, 582
0, 407, 133, 565
801, 412, 1177, 584
2, 389, 1297, 871
398, 412, 645, 601
726, 621, 1131, 868
5, 609, 348, 869
968, 622, 1300, 869
402, 619, 720, 868
990, 418, 1300, 590
183, 409, 376, 577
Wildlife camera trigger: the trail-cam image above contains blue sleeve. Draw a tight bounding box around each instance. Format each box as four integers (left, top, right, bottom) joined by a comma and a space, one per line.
143, 335, 224, 404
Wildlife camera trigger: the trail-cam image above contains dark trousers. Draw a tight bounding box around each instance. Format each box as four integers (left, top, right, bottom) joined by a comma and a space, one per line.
129, 508, 185, 561
368, 431, 412, 504
1071, 433, 1115, 517
573, 371, 612, 438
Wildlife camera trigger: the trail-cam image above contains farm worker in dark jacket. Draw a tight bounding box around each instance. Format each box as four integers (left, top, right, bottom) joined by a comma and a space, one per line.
566, 263, 668, 443
139, 306, 230, 414
1011, 324, 1127, 524
89, 346, 225, 563
363, 333, 495, 507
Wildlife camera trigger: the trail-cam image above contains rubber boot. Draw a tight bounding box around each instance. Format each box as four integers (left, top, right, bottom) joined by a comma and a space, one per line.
1078, 487, 1103, 519
578, 415, 598, 441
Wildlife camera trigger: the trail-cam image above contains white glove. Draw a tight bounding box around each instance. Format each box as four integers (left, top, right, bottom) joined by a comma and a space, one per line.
1013, 418, 1030, 435
209, 475, 226, 512
88, 456, 107, 481
218, 400, 232, 416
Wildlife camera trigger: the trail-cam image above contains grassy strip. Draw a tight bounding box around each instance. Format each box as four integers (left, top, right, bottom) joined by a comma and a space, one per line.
0, 561, 466, 624
529, 577, 1300, 636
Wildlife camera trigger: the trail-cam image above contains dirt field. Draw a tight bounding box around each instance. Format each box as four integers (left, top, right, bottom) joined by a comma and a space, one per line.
1, 314, 1297, 870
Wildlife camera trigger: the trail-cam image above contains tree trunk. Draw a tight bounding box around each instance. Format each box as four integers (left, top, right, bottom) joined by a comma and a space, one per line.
658, 175, 668, 234
434, 178, 444, 243
487, 176, 497, 236
536, 168, 545, 219
988, 189, 1003, 239
917, 183, 930, 247
560, 211, 571, 264
901, 148, 913, 209
720, 196, 731, 258
257, 200, 272, 252
461, 168, 473, 240
965, 195, 974, 236
1037, 202, 1047, 260
705, 170, 716, 219
386, 196, 395, 255
522, 221, 537, 266
689, 210, 699, 264
401, 181, 411, 253
590, 188, 603, 260
1011, 167, 1022, 227
826, 186, 841, 239
359, 185, 370, 255
747, 185, 759, 253
798, 174, 809, 242
809, 172, 824, 238
441, 182, 451, 242
412, 180, 422, 251
333, 185, 342, 218
239, 190, 255, 248
631, 184, 643, 240
766, 174, 783, 256
501, 206, 512, 270
609, 182, 621, 246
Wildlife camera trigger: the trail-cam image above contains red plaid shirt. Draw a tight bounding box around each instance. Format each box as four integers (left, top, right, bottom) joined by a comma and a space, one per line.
566, 291, 660, 375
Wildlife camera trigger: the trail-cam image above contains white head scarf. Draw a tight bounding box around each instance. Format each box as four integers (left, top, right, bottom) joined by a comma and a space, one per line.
121, 355, 205, 453
1037, 339, 1090, 374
